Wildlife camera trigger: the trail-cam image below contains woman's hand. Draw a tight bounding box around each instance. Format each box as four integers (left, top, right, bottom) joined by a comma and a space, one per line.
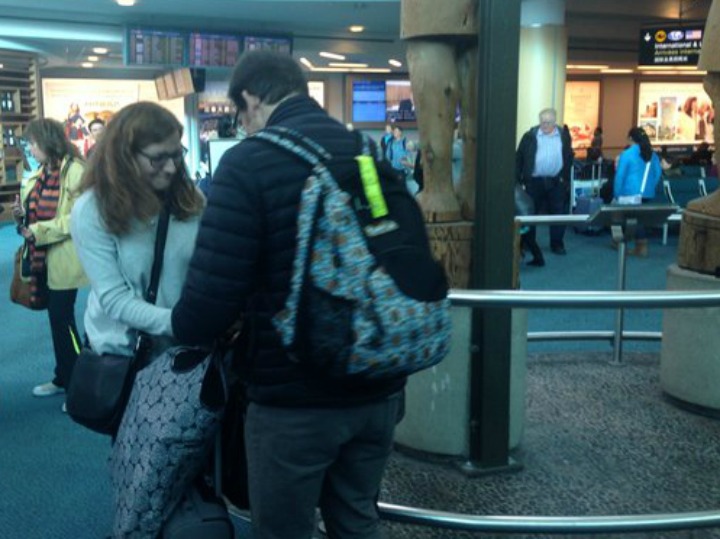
17, 225, 35, 243
11, 194, 25, 224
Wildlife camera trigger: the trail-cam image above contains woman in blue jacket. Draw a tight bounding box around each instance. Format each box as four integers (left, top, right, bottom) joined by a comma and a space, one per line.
613, 127, 662, 256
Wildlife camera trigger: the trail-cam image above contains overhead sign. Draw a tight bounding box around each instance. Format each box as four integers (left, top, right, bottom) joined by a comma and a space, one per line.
638, 25, 704, 66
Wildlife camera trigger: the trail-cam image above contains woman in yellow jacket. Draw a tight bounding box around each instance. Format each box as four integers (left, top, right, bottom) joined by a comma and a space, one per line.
11, 119, 87, 405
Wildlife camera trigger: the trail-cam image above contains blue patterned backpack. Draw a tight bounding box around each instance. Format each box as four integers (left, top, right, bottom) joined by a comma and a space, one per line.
253, 126, 451, 381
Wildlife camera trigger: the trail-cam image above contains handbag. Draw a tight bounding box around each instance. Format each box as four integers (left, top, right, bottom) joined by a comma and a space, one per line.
10, 244, 48, 310
514, 183, 535, 216
66, 209, 170, 436
110, 344, 231, 537
616, 161, 651, 205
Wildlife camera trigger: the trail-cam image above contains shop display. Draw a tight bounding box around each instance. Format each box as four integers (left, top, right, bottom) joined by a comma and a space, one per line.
0, 50, 40, 208
637, 82, 715, 145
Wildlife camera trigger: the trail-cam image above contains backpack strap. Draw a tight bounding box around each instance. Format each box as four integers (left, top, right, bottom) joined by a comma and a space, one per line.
252, 126, 332, 167
254, 125, 380, 164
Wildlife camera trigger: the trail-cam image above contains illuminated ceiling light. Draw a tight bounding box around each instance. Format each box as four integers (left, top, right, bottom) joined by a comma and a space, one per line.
92, 47, 109, 54
349, 25, 365, 33
81, 62, 94, 68
566, 64, 609, 70
328, 62, 368, 68
299, 57, 314, 69
643, 70, 706, 75
388, 59, 402, 67
0, 63, 4, 69
116, 0, 136, 6
87, 55, 99, 62
601, 69, 634, 74
319, 51, 345, 61
311, 67, 391, 73
637, 65, 699, 70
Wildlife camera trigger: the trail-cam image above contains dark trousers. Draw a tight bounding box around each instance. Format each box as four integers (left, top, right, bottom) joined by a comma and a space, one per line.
525, 176, 569, 249
245, 393, 402, 539
47, 288, 79, 388
520, 232, 544, 262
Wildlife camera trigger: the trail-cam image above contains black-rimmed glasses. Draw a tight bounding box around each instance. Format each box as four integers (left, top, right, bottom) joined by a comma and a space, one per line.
138, 146, 188, 170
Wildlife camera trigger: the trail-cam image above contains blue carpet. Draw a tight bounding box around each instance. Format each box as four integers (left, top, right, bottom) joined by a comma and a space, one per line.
0, 221, 707, 539
0, 223, 252, 538
520, 226, 678, 354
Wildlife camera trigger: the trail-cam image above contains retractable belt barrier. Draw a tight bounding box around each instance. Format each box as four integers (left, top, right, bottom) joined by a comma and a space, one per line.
375, 225, 720, 534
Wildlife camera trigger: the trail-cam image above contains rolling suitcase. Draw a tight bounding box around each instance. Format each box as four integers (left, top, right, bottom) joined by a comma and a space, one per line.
163, 468, 235, 539
573, 194, 604, 234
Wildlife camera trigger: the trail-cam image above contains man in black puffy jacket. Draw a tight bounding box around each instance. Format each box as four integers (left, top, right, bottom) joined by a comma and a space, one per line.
172, 51, 404, 539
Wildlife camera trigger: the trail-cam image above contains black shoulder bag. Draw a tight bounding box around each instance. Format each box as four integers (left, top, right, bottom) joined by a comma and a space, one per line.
66, 209, 170, 437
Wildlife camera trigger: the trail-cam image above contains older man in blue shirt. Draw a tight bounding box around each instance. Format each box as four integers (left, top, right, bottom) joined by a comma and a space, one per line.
516, 108, 574, 262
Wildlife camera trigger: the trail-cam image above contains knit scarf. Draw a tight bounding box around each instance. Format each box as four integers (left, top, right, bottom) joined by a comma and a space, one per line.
26, 163, 61, 304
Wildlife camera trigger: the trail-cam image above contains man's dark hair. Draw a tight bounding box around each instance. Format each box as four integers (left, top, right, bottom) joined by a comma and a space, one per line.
228, 50, 308, 112
88, 118, 105, 131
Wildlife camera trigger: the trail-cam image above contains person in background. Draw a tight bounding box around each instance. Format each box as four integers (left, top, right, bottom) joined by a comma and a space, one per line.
613, 127, 662, 257
386, 124, 412, 180
11, 119, 87, 408
84, 118, 106, 159
171, 50, 404, 539
70, 102, 205, 537
587, 126, 603, 162
380, 123, 393, 156
451, 127, 463, 190
413, 148, 425, 193
687, 141, 713, 167
516, 108, 574, 262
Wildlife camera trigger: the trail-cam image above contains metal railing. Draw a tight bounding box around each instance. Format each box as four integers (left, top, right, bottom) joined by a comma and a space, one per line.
378, 502, 720, 534
375, 239, 720, 534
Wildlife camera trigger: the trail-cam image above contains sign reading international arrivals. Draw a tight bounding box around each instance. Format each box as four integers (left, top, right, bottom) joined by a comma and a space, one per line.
638, 24, 704, 66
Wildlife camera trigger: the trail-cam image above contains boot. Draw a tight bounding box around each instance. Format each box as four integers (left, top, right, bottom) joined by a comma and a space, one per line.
632, 239, 648, 257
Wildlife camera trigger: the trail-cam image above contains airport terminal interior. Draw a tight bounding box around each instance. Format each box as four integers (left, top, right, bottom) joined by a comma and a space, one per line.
1, 1, 720, 538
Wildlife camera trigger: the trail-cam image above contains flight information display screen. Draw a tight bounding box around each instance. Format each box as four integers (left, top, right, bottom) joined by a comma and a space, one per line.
352, 80, 387, 123
189, 32, 242, 68
126, 28, 187, 66
243, 35, 292, 54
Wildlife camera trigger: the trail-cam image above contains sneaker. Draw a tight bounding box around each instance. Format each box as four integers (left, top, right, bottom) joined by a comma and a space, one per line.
61, 402, 67, 413
32, 382, 64, 397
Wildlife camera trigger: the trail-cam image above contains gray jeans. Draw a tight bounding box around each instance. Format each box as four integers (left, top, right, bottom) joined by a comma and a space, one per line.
245, 392, 402, 539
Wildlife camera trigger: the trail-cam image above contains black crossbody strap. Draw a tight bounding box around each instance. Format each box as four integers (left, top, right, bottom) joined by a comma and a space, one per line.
145, 207, 170, 304
133, 207, 170, 367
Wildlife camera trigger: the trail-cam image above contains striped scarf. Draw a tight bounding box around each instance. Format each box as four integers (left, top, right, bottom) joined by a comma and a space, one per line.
26, 163, 61, 303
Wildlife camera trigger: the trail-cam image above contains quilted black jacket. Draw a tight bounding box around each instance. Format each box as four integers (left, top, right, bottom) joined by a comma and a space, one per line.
172, 95, 405, 407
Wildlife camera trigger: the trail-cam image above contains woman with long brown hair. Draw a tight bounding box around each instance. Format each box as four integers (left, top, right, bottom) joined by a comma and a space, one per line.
11, 118, 86, 407
70, 101, 204, 537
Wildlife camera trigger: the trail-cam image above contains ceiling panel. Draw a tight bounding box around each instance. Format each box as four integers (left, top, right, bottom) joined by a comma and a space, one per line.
0, 0, 713, 72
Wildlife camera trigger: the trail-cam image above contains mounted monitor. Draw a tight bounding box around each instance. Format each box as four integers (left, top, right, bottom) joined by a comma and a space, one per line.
208, 138, 241, 177
189, 32, 242, 68
243, 35, 293, 54
346, 75, 417, 127
125, 27, 188, 66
